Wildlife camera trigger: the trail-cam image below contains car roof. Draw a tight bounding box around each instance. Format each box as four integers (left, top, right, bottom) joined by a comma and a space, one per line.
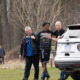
67, 24, 80, 27
67, 24, 80, 29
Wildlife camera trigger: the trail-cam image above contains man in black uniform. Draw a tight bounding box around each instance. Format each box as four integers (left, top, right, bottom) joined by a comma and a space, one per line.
50, 21, 69, 80
52, 21, 65, 41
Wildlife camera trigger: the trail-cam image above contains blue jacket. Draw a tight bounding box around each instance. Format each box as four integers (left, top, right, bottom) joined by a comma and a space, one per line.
19, 33, 40, 57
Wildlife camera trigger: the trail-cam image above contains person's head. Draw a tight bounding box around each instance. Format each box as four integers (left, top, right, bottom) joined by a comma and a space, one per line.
25, 26, 32, 36
55, 21, 62, 31
42, 22, 50, 31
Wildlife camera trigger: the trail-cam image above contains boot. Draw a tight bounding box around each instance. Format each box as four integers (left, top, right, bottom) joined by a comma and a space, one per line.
33, 78, 38, 80
45, 71, 50, 78
22, 77, 28, 80
58, 78, 65, 80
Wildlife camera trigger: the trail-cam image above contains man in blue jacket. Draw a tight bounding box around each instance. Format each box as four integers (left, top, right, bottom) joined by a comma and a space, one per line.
19, 26, 40, 80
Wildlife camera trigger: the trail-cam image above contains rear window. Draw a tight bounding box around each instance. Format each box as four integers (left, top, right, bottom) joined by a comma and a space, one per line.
61, 29, 80, 39
69, 26, 80, 30
61, 24, 80, 39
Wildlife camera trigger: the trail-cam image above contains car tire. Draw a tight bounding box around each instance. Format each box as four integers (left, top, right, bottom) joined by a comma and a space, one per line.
69, 71, 80, 80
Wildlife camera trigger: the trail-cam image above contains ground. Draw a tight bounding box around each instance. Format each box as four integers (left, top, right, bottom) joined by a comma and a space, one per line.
0, 46, 72, 80
0, 67, 72, 80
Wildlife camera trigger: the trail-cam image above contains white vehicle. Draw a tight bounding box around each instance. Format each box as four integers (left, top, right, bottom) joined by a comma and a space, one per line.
54, 24, 80, 79
54, 24, 80, 70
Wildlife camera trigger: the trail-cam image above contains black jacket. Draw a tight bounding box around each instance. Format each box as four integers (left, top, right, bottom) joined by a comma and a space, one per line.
0, 48, 5, 57
53, 29, 65, 38
36, 30, 54, 49
19, 33, 40, 57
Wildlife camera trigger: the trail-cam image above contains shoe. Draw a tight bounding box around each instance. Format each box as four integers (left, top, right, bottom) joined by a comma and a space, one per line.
33, 78, 38, 80
58, 78, 65, 80
45, 71, 50, 78
41, 72, 46, 80
64, 74, 69, 79
22, 77, 28, 80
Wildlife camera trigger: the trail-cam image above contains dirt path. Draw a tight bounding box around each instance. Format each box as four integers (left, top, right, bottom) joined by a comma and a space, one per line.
0, 59, 25, 69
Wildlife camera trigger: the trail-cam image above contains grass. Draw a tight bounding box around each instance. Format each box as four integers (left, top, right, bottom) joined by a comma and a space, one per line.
0, 67, 72, 80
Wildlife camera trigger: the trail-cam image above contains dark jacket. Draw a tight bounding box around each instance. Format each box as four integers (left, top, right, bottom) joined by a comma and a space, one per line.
36, 30, 54, 49
20, 33, 40, 57
0, 48, 5, 57
53, 29, 65, 38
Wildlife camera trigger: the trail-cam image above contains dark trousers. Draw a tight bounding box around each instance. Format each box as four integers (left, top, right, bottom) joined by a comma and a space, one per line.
60, 71, 69, 79
0, 57, 4, 64
24, 54, 39, 79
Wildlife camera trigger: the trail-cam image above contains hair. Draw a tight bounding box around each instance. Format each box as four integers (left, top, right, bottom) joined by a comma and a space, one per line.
42, 22, 50, 27
55, 21, 62, 25
25, 26, 31, 31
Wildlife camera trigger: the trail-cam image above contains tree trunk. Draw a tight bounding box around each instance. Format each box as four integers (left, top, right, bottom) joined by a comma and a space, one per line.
1, 0, 11, 50
0, 16, 2, 45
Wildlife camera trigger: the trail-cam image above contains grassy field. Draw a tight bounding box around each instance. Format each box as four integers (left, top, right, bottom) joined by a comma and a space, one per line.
0, 67, 72, 80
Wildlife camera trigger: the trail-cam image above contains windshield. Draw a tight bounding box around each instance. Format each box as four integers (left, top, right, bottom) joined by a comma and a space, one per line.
61, 29, 80, 39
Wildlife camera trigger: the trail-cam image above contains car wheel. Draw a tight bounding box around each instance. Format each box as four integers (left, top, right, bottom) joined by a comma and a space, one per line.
69, 71, 80, 80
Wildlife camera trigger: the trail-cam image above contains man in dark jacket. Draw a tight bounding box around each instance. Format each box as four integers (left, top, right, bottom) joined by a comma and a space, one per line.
47, 21, 69, 80
51, 21, 65, 41
0, 46, 5, 64
19, 26, 40, 80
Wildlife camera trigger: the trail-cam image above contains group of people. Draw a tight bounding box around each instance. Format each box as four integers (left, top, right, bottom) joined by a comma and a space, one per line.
19, 21, 69, 80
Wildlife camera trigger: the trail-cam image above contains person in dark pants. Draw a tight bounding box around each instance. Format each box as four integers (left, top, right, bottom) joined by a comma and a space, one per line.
0, 46, 5, 64
47, 21, 69, 80
31, 22, 54, 80
59, 71, 69, 80
19, 26, 40, 80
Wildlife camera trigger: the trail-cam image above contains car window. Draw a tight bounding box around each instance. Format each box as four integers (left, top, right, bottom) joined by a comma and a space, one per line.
61, 29, 80, 39
69, 26, 80, 30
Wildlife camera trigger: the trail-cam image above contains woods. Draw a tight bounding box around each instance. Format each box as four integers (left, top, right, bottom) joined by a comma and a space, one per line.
0, 0, 80, 51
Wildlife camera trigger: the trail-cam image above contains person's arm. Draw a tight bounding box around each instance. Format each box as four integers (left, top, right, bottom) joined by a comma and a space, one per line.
31, 33, 39, 44
19, 38, 24, 58
51, 29, 65, 41
52, 30, 57, 36
2, 49, 5, 56
31, 35, 36, 39
45, 30, 57, 39
52, 36, 61, 41
31, 32, 40, 42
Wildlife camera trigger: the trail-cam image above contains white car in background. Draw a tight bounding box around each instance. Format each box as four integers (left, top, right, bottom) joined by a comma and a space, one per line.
54, 24, 80, 79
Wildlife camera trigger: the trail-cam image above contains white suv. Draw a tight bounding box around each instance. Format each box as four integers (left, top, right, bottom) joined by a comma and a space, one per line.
54, 24, 80, 71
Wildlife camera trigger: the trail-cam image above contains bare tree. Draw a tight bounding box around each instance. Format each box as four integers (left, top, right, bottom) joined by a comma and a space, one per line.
0, 16, 2, 45
0, 0, 80, 51
1, 0, 11, 50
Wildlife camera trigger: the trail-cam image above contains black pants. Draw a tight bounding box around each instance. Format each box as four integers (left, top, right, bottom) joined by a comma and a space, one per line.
40, 48, 51, 63
24, 54, 39, 79
0, 57, 4, 64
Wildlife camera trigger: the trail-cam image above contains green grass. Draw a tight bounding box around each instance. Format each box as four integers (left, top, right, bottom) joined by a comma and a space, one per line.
0, 67, 72, 80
